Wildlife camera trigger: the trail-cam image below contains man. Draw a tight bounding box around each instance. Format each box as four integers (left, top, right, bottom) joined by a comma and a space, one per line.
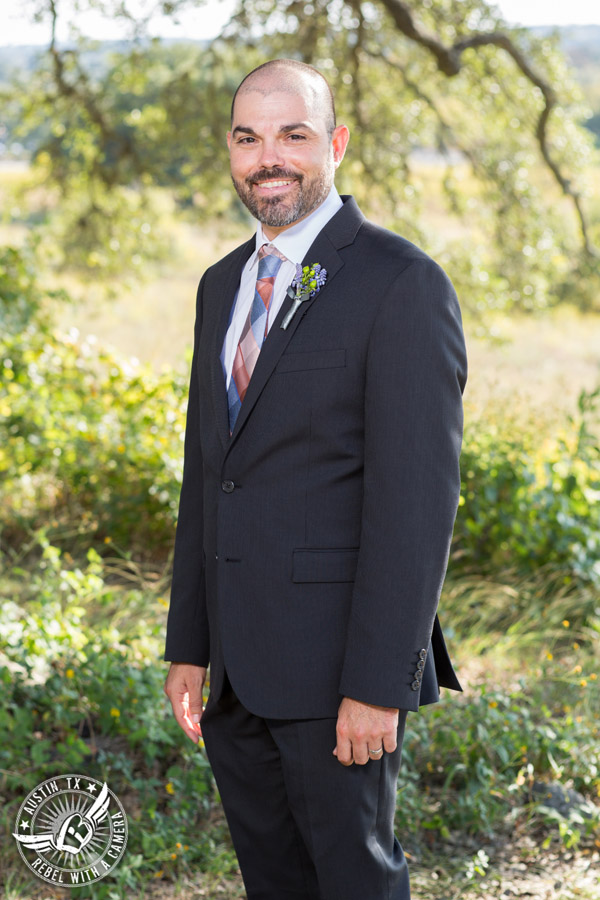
164, 58, 466, 900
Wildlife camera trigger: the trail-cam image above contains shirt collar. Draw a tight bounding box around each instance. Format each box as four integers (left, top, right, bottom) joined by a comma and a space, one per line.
251, 186, 343, 268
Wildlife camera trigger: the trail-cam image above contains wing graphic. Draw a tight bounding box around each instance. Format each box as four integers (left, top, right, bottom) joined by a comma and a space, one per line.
13, 831, 56, 852
85, 782, 110, 827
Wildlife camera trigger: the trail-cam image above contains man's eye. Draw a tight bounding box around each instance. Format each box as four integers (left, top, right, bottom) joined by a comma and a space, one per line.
288, 133, 306, 141
238, 137, 256, 144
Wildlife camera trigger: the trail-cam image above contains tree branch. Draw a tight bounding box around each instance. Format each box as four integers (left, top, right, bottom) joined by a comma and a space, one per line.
377, 0, 595, 255
364, 46, 479, 171
46, 0, 137, 186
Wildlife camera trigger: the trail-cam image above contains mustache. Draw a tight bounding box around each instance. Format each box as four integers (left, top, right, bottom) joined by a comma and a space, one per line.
246, 168, 302, 186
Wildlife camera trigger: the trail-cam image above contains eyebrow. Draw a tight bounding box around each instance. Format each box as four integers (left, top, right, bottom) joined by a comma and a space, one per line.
280, 122, 317, 134
231, 122, 318, 138
231, 126, 257, 137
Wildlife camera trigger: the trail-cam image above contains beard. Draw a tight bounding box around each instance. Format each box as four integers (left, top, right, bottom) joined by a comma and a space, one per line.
231, 163, 333, 228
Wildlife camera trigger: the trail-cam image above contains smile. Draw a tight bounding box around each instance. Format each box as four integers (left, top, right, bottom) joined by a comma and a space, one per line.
256, 180, 295, 189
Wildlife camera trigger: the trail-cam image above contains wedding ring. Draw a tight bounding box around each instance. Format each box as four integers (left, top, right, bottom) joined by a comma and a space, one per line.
368, 746, 383, 756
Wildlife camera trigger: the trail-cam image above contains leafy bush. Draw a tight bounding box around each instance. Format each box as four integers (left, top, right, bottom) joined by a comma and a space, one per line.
454, 386, 600, 586
0, 321, 188, 555
399, 668, 600, 845
0, 242, 66, 335
0, 541, 228, 898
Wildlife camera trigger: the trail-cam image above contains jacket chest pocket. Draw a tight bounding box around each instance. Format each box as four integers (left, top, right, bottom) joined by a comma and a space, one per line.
276, 348, 346, 374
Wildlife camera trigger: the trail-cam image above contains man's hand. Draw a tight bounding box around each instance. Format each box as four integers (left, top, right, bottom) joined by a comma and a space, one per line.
333, 697, 399, 766
164, 663, 207, 743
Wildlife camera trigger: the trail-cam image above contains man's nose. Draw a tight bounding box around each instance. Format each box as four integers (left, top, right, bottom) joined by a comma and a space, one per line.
257, 139, 286, 170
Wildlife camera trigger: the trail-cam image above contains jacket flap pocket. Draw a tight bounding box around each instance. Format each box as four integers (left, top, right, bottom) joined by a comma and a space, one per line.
292, 548, 359, 583
277, 348, 346, 374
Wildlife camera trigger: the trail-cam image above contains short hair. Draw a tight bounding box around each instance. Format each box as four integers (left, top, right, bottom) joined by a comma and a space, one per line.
231, 59, 336, 137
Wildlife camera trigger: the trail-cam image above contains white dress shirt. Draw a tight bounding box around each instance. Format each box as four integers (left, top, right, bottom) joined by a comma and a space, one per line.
220, 186, 343, 388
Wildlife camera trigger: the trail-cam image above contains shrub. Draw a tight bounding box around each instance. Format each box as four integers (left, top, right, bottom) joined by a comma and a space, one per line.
398, 664, 600, 847
0, 541, 220, 897
0, 322, 188, 555
454, 386, 600, 586
0, 242, 58, 335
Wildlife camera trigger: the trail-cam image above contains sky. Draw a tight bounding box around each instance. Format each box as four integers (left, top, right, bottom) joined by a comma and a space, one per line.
494, 0, 600, 26
2, 0, 600, 46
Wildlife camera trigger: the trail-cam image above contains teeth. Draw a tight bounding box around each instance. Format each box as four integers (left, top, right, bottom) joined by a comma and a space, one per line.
258, 180, 293, 188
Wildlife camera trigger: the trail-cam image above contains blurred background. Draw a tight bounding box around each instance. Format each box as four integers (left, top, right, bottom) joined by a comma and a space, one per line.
1, 1, 599, 898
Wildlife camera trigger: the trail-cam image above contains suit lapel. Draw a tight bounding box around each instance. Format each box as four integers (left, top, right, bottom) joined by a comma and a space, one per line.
226, 197, 364, 452
209, 238, 255, 451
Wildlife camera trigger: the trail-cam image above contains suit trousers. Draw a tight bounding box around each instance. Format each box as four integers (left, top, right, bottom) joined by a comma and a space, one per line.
200, 680, 411, 900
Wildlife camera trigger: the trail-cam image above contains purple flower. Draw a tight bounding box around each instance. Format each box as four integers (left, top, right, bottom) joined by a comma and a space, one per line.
291, 263, 328, 298
281, 262, 328, 330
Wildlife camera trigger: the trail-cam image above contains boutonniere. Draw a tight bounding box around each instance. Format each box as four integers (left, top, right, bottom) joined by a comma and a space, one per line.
280, 263, 328, 330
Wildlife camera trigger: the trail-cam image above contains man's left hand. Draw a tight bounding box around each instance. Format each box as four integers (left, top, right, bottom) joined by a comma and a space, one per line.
333, 697, 399, 766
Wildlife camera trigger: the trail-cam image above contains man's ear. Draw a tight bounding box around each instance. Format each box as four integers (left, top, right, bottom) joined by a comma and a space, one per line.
227, 131, 232, 150
332, 125, 350, 168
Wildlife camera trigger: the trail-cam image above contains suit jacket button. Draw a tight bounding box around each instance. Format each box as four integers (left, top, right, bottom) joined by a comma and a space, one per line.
411, 680, 420, 691
419, 649, 427, 661
417, 660, 425, 672
221, 480, 235, 493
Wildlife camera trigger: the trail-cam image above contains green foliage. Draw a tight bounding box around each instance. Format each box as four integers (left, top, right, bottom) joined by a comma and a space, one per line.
399, 657, 600, 847
456, 387, 600, 584
0, 242, 66, 335
0, 261, 188, 552
37, 179, 173, 280
3, 40, 244, 279
0, 541, 223, 896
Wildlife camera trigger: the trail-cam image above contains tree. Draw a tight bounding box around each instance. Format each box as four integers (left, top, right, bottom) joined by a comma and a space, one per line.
4, 0, 599, 312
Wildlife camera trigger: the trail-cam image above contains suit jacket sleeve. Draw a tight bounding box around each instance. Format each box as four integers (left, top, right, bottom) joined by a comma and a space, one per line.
339, 258, 466, 712
164, 276, 210, 666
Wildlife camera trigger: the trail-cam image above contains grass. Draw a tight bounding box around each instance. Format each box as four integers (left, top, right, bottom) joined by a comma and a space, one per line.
465, 305, 600, 423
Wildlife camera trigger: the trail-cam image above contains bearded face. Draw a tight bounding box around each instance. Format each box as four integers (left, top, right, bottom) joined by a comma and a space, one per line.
231, 160, 334, 230
228, 81, 346, 237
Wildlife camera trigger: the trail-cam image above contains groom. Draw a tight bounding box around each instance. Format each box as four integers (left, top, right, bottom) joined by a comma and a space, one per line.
164, 58, 467, 899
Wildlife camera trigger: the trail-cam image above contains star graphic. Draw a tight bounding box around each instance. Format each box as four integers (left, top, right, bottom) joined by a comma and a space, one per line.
20, 819, 30, 830
86, 783, 98, 794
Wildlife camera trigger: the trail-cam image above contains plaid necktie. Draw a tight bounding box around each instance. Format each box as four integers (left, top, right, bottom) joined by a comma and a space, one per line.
228, 243, 287, 433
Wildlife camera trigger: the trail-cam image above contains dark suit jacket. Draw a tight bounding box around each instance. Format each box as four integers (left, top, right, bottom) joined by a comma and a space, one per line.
164, 195, 467, 718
